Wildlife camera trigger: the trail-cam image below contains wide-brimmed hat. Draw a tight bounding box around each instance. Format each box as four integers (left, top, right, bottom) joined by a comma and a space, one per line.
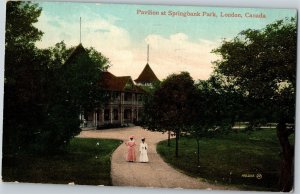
129, 135, 134, 139
141, 137, 145, 140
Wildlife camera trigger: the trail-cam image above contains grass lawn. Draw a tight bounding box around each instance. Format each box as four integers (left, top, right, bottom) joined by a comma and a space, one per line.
2, 138, 122, 185
157, 128, 294, 191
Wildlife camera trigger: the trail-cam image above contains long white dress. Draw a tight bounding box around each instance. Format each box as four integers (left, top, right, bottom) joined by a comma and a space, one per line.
139, 142, 149, 162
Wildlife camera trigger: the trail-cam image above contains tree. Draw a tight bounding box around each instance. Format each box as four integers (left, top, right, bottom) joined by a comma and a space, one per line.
141, 72, 197, 157
48, 42, 110, 112
35, 43, 110, 153
212, 18, 296, 191
191, 75, 242, 166
4, 1, 110, 154
4, 1, 45, 154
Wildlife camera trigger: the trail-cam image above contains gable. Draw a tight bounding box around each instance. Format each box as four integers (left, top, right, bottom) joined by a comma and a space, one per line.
135, 63, 159, 84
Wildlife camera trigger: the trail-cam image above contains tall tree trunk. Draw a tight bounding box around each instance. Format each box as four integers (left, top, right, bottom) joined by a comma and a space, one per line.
175, 128, 179, 157
277, 121, 294, 192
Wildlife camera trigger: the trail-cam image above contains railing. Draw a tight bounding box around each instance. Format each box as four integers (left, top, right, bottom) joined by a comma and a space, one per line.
109, 99, 121, 104
107, 99, 143, 105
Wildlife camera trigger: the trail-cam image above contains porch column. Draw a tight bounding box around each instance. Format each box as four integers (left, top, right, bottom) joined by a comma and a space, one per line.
95, 111, 98, 129
118, 108, 121, 124
131, 108, 134, 123
132, 93, 135, 105
110, 106, 113, 124
120, 107, 124, 125
101, 108, 104, 125
121, 92, 124, 105
93, 111, 96, 127
79, 112, 83, 127
120, 92, 124, 125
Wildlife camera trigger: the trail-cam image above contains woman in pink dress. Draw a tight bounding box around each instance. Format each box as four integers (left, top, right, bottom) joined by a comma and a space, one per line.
125, 135, 136, 162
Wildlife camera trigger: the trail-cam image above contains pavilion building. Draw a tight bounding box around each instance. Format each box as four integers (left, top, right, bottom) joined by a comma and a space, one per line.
73, 48, 160, 128
83, 71, 146, 127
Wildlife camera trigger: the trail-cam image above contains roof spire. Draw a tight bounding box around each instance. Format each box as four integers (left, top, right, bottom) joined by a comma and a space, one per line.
134, 62, 159, 84
147, 44, 149, 64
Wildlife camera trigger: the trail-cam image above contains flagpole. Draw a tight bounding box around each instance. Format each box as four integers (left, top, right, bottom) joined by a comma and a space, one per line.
147, 44, 149, 64
80, 17, 81, 44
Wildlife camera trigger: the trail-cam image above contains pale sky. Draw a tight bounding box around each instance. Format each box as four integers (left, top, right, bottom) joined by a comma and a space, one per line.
34, 2, 296, 81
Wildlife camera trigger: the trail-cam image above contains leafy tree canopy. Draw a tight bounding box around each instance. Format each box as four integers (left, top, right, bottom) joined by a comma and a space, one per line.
142, 72, 196, 131
4, 2, 110, 154
6, 1, 43, 49
212, 18, 296, 123
141, 72, 197, 157
212, 17, 296, 191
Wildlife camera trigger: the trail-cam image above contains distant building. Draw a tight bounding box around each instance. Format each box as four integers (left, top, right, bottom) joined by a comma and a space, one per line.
83, 71, 146, 127
68, 44, 159, 128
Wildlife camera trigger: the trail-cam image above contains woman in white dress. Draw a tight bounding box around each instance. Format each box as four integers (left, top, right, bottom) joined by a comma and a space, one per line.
139, 138, 149, 163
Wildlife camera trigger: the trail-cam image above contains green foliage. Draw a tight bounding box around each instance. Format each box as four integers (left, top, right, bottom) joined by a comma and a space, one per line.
4, 2, 110, 154
212, 17, 296, 123
192, 76, 242, 137
5, 1, 43, 49
212, 17, 296, 191
86, 47, 110, 71
2, 138, 121, 185
4, 1, 46, 154
142, 72, 197, 131
46, 41, 71, 69
157, 129, 284, 191
184, 75, 243, 165
141, 72, 197, 156
46, 42, 110, 111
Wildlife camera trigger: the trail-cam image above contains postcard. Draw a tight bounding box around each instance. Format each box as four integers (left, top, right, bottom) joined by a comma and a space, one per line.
2, 1, 297, 192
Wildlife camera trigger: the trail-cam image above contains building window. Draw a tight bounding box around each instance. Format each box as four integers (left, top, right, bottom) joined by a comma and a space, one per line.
124, 93, 132, 101
112, 92, 120, 101
124, 109, 131, 120
113, 109, 118, 120
137, 94, 143, 101
97, 110, 101, 121
104, 109, 110, 121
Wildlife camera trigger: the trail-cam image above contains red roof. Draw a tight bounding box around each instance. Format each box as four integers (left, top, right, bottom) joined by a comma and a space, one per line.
135, 63, 159, 84
100, 72, 145, 93
65, 44, 145, 93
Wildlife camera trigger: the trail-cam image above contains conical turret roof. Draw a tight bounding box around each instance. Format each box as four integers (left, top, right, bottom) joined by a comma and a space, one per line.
135, 63, 159, 84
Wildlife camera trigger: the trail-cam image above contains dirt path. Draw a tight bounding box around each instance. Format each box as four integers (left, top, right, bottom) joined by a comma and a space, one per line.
78, 126, 234, 190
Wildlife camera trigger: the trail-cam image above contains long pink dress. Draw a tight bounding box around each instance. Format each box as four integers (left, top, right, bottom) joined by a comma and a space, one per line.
126, 140, 136, 162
